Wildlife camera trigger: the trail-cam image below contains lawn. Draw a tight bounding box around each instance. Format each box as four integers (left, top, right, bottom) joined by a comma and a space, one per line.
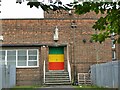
9, 86, 41, 90
2, 85, 118, 90
73, 85, 118, 90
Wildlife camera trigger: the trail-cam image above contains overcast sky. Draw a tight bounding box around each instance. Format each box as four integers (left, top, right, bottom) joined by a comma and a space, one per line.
0, 0, 73, 19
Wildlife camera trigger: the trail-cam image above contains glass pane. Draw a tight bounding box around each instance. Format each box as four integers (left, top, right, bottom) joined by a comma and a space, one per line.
18, 56, 27, 60
7, 51, 16, 56
17, 61, 26, 66
28, 50, 37, 55
7, 56, 16, 60
112, 51, 116, 59
28, 56, 37, 60
0, 51, 2, 61
0, 51, 5, 59
18, 50, 26, 56
2, 56, 5, 60
17, 50, 27, 66
28, 61, 37, 66
111, 40, 115, 48
0, 51, 5, 65
0, 51, 2, 56
18, 60, 27, 66
6, 51, 16, 66
0, 51, 5, 55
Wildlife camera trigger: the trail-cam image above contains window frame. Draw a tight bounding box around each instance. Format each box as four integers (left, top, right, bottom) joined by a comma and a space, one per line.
0, 49, 39, 68
17, 49, 27, 67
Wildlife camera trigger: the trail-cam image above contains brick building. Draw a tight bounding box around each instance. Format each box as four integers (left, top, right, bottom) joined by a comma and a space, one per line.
0, 10, 119, 86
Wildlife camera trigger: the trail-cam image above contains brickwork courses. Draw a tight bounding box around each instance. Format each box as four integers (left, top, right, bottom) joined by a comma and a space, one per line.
1, 10, 118, 86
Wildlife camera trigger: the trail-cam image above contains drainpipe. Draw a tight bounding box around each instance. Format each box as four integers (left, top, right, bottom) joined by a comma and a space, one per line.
71, 20, 77, 85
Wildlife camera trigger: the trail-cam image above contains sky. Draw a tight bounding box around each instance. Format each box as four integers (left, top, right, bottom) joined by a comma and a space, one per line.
0, 0, 73, 19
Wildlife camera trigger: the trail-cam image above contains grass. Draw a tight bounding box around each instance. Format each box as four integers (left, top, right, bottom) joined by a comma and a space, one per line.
73, 85, 118, 90
3, 85, 118, 90
9, 85, 41, 90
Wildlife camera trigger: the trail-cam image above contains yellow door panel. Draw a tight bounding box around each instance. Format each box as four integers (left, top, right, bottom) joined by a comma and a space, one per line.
49, 54, 64, 62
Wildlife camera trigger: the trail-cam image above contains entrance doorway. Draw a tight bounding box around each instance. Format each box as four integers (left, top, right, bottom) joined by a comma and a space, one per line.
48, 47, 64, 70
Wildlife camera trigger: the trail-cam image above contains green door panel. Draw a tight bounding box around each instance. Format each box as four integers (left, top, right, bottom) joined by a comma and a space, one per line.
49, 47, 64, 54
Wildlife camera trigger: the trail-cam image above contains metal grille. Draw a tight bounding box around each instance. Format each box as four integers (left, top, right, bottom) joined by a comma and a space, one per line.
78, 73, 91, 85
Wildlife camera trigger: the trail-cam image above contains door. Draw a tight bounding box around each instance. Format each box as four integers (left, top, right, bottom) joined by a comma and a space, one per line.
48, 47, 64, 70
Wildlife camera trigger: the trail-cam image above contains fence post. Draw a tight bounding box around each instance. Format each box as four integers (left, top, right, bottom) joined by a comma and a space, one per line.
118, 61, 120, 89
0, 65, 2, 90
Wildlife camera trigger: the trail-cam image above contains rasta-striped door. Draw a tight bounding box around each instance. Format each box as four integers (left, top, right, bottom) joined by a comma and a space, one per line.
49, 47, 64, 70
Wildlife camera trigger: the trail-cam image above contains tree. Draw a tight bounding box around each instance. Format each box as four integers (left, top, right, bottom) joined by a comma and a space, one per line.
16, 0, 120, 43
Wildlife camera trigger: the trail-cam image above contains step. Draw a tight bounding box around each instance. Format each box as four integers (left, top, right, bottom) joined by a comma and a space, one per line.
46, 75, 69, 77
45, 75, 69, 78
46, 73, 69, 75
45, 82, 71, 85
45, 80, 70, 82
46, 74, 69, 76
46, 71, 68, 73
44, 71, 71, 85
45, 78, 70, 80
45, 71, 69, 75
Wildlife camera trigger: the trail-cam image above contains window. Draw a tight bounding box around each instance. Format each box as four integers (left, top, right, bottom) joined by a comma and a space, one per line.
0, 51, 5, 65
111, 32, 116, 49
17, 50, 27, 66
0, 49, 39, 68
7, 50, 16, 66
28, 50, 37, 66
112, 51, 116, 60
111, 40, 115, 49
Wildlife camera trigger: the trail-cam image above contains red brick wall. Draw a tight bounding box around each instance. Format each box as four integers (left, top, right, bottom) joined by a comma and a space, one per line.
1, 11, 113, 85
116, 44, 120, 60
16, 68, 42, 85
44, 10, 106, 19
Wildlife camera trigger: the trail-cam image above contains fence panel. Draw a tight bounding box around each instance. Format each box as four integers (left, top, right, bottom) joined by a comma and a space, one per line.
9, 65, 16, 88
2, 65, 9, 88
91, 61, 119, 88
0, 65, 2, 90
0, 65, 16, 89
118, 61, 120, 89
